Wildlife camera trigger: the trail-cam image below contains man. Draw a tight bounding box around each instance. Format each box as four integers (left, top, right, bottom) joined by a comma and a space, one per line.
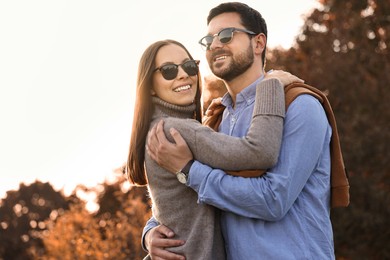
144, 2, 335, 259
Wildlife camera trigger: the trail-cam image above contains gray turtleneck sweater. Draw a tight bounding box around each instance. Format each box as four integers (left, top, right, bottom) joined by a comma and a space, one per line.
144, 78, 285, 259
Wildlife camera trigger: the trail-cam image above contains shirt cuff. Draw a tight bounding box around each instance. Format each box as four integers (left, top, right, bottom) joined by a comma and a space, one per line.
141, 218, 159, 252
187, 160, 212, 191
141, 227, 151, 252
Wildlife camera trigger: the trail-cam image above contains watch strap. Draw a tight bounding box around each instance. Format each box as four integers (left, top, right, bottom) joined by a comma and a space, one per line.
181, 159, 194, 175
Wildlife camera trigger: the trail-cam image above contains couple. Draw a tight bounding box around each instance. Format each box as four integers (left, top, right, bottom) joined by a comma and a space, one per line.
126, 2, 348, 259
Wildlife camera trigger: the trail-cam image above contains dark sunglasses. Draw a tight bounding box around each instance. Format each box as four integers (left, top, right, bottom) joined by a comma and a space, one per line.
154, 60, 200, 80
198, 27, 257, 51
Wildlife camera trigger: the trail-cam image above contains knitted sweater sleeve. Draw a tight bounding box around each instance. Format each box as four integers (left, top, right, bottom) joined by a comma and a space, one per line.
163, 78, 285, 171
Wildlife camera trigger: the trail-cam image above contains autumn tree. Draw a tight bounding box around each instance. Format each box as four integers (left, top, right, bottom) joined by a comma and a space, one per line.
35, 175, 151, 260
267, 0, 390, 258
0, 181, 71, 259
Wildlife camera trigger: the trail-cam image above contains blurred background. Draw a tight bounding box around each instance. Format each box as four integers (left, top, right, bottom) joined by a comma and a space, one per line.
1, 0, 389, 259
0, 0, 319, 200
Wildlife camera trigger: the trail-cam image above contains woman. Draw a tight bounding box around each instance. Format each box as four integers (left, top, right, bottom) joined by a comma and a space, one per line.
126, 39, 297, 259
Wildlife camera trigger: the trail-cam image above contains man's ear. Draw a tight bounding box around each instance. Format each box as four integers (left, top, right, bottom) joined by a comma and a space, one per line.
254, 33, 266, 55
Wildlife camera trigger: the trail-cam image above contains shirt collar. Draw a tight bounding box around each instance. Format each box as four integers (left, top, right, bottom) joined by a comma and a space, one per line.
221, 75, 265, 108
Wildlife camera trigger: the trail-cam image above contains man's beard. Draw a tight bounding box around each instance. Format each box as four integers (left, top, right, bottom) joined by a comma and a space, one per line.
210, 44, 254, 82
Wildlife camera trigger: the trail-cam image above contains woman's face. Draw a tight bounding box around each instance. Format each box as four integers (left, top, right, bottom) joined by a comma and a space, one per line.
152, 44, 198, 106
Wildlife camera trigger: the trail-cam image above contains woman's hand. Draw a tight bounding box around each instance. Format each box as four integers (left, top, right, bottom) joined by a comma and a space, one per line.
204, 97, 223, 117
265, 69, 304, 86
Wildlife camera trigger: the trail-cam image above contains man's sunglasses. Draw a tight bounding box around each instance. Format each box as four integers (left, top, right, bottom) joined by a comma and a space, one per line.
154, 60, 200, 80
198, 27, 257, 51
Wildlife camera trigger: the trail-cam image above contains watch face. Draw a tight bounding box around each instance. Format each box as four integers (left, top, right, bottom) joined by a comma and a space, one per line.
177, 172, 187, 184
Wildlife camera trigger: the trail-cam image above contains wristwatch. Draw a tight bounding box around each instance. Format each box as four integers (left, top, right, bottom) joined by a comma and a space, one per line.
176, 160, 194, 184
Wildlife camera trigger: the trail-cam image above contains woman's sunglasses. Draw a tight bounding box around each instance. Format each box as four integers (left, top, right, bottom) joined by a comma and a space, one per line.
198, 27, 257, 51
154, 60, 200, 80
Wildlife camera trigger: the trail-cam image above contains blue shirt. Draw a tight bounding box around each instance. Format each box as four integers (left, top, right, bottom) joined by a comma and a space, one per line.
188, 79, 335, 259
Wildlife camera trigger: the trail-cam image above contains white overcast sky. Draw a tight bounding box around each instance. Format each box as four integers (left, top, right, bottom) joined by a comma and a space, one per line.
0, 0, 319, 198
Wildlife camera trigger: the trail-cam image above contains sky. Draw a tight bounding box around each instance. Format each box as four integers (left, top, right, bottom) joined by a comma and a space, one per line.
0, 0, 320, 199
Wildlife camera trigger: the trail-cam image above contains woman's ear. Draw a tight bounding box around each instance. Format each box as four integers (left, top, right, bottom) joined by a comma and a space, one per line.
150, 89, 156, 96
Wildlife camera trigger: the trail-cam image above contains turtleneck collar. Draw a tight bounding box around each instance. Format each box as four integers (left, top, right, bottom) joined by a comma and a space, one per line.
152, 96, 196, 119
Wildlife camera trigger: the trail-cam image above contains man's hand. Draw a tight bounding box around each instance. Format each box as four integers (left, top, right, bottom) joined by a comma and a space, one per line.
147, 120, 193, 174
145, 225, 185, 260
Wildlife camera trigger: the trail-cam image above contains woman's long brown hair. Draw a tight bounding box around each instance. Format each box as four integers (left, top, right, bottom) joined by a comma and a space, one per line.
126, 40, 202, 186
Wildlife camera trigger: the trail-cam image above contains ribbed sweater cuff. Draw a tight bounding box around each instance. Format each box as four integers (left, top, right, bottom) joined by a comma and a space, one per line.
253, 78, 285, 118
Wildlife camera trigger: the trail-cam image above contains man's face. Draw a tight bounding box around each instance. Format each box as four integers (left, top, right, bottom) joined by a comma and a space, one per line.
205, 12, 254, 82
